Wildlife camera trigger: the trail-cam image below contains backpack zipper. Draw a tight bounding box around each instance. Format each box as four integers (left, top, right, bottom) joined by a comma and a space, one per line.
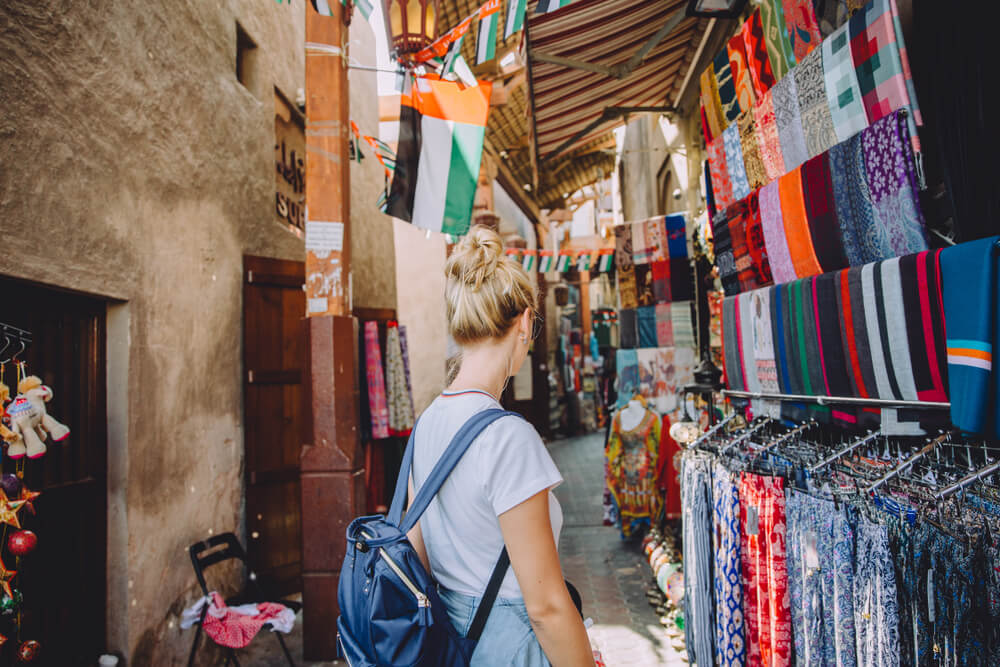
360, 530, 430, 609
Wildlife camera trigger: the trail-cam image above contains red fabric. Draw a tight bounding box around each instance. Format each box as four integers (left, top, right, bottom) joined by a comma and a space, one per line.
916, 251, 947, 402
744, 191, 773, 287
655, 415, 681, 519
201, 593, 290, 649
743, 10, 776, 99
739, 473, 792, 667
839, 270, 869, 397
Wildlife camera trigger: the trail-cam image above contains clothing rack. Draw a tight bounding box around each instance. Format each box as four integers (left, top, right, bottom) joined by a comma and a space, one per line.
751, 420, 816, 459
720, 417, 774, 455
934, 459, 1000, 500
868, 431, 953, 493
687, 412, 738, 450
807, 430, 883, 473
0, 322, 32, 364
722, 389, 950, 410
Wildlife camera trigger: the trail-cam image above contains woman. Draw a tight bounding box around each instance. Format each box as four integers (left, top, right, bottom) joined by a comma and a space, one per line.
406, 226, 596, 666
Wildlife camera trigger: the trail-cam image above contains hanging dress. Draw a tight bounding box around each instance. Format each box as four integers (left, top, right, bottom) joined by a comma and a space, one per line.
605, 407, 662, 538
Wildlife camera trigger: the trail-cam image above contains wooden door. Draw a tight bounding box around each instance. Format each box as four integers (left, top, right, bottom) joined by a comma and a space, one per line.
0, 276, 107, 665
243, 256, 306, 595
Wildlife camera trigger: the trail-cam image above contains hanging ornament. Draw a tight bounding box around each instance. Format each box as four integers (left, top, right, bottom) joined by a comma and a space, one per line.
17, 483, 40, 515
0, 555, 16, 599
0, 473, 21, 499
0, 489, 26, 529
0, 589, 21, 615
8, 530, 37, 556
17, 640, 41, 662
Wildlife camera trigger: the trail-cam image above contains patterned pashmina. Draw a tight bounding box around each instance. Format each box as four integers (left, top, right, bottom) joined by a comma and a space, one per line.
754, 89, 786, 181
822, 21, 867, 142
707, 135, 734, 210
713, 205, 740, 296
700, 68, 725, 140
759, 0, 796, 80
801, 153, 848, 272
384, 322, 414, 436
631, 219, 651, 265
616, 349, 640, 401
655, 303, 674, 347
712, 463, 746, 667
738, 111, 767, 190
743, 10, 776, 99
634, 264, 656, 307
651, 260, 671, 303
843, 132, 888, 263
897, 251, 948, 402
723, 123, 751, 201
672, 301, 696, 348
637, 306, 658, 348
771, 72, 808, 171
745, 190, 773, 287
714, 49, 741, 125
615, 222, 634, 271
728, 33, 757, 116
759, 181, 796, 284
363, 321, 390, 439
782, 0, 822, 62
750, 287, 781, 416
795, 46, 838, 159
665, 213, 688, 258
728, 202, 757, 294
827, 140, 865, 266
777, 169, 823, 278
722, 296, 745, 391
861, 110, 928, 257
644, 217, 668, 263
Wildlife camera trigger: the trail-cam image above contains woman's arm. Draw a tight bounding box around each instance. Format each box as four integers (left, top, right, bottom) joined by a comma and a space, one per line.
405, 476, 431, 573
499, 491, 596, 667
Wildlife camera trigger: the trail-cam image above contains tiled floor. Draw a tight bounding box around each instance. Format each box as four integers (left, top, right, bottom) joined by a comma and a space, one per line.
238, 430, 685, 666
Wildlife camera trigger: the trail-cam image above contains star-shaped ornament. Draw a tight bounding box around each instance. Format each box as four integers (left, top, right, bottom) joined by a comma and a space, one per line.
0, 490, 26, 529
0, 555, 16, 599
18, 484, 40, 515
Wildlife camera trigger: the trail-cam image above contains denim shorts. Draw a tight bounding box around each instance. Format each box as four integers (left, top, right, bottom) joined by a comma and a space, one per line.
438, 586, 551, 667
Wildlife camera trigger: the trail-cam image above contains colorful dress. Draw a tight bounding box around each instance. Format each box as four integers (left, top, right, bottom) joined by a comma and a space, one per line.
606, 407, 661, 538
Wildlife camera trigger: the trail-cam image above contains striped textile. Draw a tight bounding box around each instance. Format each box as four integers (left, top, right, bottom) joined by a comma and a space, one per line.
504, 0, 526, 38
475, 9, 498, 64
898, 250, 948, 402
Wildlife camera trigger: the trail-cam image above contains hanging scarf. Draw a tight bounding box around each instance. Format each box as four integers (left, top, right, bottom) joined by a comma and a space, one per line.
743, 10, 776, 99
738, 110, 767, 191
728, 33, 757, 117
707, 134, 734, 210
723, 123, 751, 202
795, 46, 838, 159
672, 302, 696, 348
801, 153, 848, 272
637, 306, 658, 348
713, 205, 740, 296
631, 219, 651, 265
616, 349, 640, 407
363, 321, 390, 439
670, 257, 695, 302
777, 168, 823, 278
771, 72, 808, 171
652, 260, 671, 303
822, 22, 867, 143
705, 159, 718, 220
644, 217, 668, 263
782, 0, 822, 63
384, 322, 414, 436
619, 308, 639, 350
759, 0, 796, 80
618, 263, 638, 310
722, 296, 745, 391
714, 49, 741, 125
700, 67, 726, 140
745, 190, 773, 287
750, 287, 781, 416
759, 180, 796, 284
655, 303, 674, 347
615, 223, 634, 271
861, 110, 928, 258
827, 140, 865, 267
754, 88, 786, 181
665, 213, 688, 259
897, 251, 948, 402
847, 265, 880, 400
397, 324, 416, 417
860, 262, 903, 400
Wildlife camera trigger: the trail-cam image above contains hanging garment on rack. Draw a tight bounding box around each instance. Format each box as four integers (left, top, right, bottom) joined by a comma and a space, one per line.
606, 407, 661, 538
363, 321, 390, 439
682, 452, 717, 667
658, 415, 681, 519
852, 516, 900, 666
712, 463, 745, 667
384, 323, 414, 437
740, 472, 793, 667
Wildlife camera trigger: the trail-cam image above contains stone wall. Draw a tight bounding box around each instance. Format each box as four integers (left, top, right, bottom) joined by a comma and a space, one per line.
0, 1, 385, 663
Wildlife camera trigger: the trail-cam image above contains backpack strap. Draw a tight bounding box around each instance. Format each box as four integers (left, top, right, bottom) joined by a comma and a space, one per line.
466, 547, 510, 641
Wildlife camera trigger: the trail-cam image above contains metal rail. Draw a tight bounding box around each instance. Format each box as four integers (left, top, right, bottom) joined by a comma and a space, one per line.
723, 389, 949, 410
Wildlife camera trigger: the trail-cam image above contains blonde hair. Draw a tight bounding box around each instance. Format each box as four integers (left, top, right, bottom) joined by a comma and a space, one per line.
445, 225, 537, 345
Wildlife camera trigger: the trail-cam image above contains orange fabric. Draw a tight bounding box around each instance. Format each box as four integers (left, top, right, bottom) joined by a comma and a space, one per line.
401, 75, 493, 126
777, 169, 822, 278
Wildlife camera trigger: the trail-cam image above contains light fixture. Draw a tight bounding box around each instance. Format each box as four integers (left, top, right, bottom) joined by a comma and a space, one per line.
499, 149, 509, 160
382, 0, 440, 60
522, 183, 532, 192
685, 0, 748, 18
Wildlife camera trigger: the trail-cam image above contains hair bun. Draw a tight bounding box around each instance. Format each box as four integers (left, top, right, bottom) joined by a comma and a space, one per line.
448, 225, 504, 289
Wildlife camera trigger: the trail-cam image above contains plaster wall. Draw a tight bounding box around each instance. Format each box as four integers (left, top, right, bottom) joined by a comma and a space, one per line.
0, 1, 384, 663
620, 114, 668, 222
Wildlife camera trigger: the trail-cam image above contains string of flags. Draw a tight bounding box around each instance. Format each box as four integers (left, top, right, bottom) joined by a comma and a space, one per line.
350, 120, 396, 213
504, 247, 615, 274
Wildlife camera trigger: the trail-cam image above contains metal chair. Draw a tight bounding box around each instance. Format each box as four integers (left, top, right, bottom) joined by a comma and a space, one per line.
186, 532, 300, 666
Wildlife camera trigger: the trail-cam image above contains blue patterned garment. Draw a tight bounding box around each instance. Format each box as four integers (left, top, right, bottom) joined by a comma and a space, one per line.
724, 123, 751, 201
828, 140, 864, 267
712, 462, 746, 667
853, 516, 900, 666
843, 132, 890, 264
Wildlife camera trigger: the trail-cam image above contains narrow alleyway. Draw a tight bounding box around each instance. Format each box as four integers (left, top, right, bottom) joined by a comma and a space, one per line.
243, 431, 685, 666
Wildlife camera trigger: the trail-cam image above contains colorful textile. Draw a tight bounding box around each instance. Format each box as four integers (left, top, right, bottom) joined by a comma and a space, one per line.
828, 139, 864, 266
754, 88, 786, 180
672, 302, 695, 348
750, 287, 781, 416
814, 272, 855, 402
364, 320, 390, 439
384, 323, 414, 436
739, 473, 792, 667
771, 72, 808, 171
801, 153, 848, 272
860, 261, 903, 400
606, 408, 661, 538
822, 21, 867, 142
681, 454, 717, 665
861, 110, 928, 258
656, 415, 682, 518
783, 0, 822, 63
644, 217, 668, 263
180, 592, 295, 648
777, 169, 823, 278
655, 303, 674, 347
853, 517, 901, 665
665, 213, 688, 258
712, 463, 745, 667
618, 263, 638, 310
795, 46, 838, 159
745, 191, 773, 288
843, 132, 888, 263
635, 264, 656, 307
728, 33, 757, 117
637, 306, 657, 348
940, 237, 999, 437
707, 135, 735, 210
701, 67, 726, 140
759, 0, 796, 80
898, 250, 948, 402
738, 110, 767, 190
713, 204, 741, 296
714, 49, 740, 125
631, 219, 651, 265
397, 324, 416, 419
723, 123, 751, 202
615, 222, 634, 270
743, 10, 776, 99
651, 260, 671, 303
759, 181, 796, 284
616, 348, 639, 406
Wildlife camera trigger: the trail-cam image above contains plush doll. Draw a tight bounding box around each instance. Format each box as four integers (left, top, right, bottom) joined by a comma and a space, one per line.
0, 383, 17, 443
6, 376, 70, 459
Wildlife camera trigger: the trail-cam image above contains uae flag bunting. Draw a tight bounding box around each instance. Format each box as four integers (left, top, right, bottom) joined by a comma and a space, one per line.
505, 247, 523, 263
353, 0, 374, 20
522, 249, 537, 271
597, 248, 614, 272
476, 10, 498, 64
310, 0, 372, 22
555, 250, 573, 272
414, 0, 500, 63
535, 0, 578, 15
386, 75, 493, 235
577, 250, 592, 272
538, 250, 555, 272
504, 0, 526, 39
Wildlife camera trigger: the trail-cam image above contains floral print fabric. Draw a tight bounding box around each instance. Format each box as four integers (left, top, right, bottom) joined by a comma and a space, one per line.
772, 72, 808, 171
713, 463, 746, 667
782, 0, 823, 63
384, 323, 414, 436
852, 516, 900, 666
725, 123, 752, 202
363, 320, 390, 439
754, 88, 786, 181
795, 46, 838, 160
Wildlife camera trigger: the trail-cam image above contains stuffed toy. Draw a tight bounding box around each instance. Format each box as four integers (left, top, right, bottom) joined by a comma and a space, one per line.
6, 376, 70, 459
0, 383, 17, 443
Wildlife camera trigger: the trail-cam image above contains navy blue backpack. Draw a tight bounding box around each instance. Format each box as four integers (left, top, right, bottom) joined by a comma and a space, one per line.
337, 409, 515, 666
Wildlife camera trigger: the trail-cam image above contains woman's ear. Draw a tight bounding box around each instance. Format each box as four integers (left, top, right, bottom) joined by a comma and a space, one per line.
520, 308, 532, 339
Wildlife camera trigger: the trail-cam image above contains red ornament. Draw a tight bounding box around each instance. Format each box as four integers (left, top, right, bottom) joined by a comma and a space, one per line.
17, 639, 40, 662
8, 530, 37, 556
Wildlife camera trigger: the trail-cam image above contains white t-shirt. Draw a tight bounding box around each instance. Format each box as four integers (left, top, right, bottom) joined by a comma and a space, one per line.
411, 390, 564, 600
